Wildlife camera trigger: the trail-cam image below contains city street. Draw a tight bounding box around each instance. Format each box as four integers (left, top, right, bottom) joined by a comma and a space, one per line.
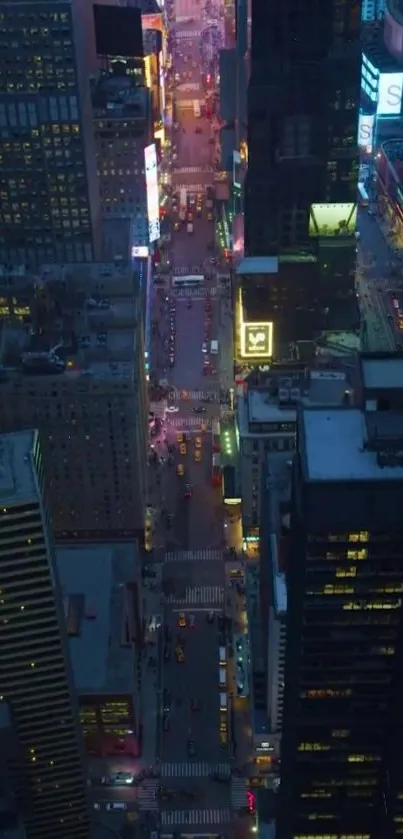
145, 0, 244, 835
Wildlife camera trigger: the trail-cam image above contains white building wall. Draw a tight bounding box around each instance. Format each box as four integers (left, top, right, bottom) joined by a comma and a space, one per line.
267, 606, 286, 734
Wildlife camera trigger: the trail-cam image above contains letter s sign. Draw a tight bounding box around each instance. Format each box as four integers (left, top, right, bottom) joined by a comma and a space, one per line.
377, 73, 403, 116
358, 114, 374, 152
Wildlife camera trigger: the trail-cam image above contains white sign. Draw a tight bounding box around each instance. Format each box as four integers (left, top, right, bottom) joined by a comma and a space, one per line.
131, 246, 149, 258
144, 144, 160, 244
377, 72, 403, 116
357, 113, 375, 153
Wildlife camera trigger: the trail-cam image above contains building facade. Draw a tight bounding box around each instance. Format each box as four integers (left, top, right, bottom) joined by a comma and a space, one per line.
0, 262, 148, 541
242, 0, 361, 356
0, 431, 90, 839
92, 74, 152, 236
277, 354, 403, 839
0, 0, 101, 266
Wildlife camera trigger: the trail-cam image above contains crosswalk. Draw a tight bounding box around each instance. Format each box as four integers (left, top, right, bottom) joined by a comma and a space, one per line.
161, 808, 231, 826
172, 265, 206, 275
164, 585, 224, 605
231, 777, 248, 810
166, 416, 213, 428
161, 761, 230, 778
165, 549, 224, 564
138, 779, 159, 811
172, 389, 219, 401
176, 30, 200, 37
172, 183, 207, 192
173, 286, 218, 298
174, 166, 211, 174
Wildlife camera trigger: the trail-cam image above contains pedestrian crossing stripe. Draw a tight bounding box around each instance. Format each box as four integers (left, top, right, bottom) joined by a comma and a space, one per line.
175, 30, 201, 37
174, 166, 212, 174
171, 265, 207, 275
167, 416, 213, 429
172, 390, 219, 402
231, 777, 248, 809
138, 779, 159, 811
173, 286, 217, 297
165, 549, 223, 564
171, 183, 209, 192
161, 761, 230, 778
163, 585, 224, 605
161, 808, 231, 826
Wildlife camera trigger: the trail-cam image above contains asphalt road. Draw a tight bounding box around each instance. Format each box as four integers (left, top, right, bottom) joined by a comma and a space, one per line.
152, 3, 234, 834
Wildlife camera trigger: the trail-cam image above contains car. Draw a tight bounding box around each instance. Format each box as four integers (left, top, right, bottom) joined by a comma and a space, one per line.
169, 358, 175, 368
187, 739, 196, 757
189, 613, 195, 628
184, 483, 192, 499
202, 342, 208, 353
178, 612, 187, 628
187, 212, 193, 222
177, 433, 184, 443
177, 463, 184, 476
175, 645, 185, 663
106, 803, 127, 811
163, 689, 171, 713
201, 421, 208, 432
193, 406, 206, 413
180, 443, 187, 456
206, 611, 215, 624
195, 437, 202, 449
191, 697, 199, 711
166, 405, 179, 414
174, 221, 181, 232
194, 450, 201, 463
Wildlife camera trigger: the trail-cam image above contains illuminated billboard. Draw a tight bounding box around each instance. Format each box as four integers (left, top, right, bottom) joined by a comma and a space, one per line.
309, 203, 357, 237
142, 13, 163, 31
144, 144, 160, 243
131, 246, 149, 258
358, 113, 375, 154
240, 322, 273, 359
377, 72, 403, 116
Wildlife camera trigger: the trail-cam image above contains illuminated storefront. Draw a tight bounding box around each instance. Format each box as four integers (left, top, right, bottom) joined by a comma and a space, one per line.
308, 202, 357, 237
236, 288, 274, 362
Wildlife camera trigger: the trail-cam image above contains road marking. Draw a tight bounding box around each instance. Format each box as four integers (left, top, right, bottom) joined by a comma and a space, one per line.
161, 809, 231, 826
163, 585, 224, 605
231, 776, 248, 810
161, 761, 230, 778
165, 549, 223, 563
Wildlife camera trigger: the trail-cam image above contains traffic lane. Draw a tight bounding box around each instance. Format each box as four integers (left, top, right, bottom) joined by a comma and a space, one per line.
163, 604, 223, 762
171, 220, 215, 272
171, 458, 191, 550
171, 298, 206, 388
187, 439, 223, 550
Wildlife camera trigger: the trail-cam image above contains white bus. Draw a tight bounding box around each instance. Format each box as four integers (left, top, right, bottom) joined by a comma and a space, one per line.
358, 182, 369, 207
193, 100, 201, 118
172, 274, 204, 288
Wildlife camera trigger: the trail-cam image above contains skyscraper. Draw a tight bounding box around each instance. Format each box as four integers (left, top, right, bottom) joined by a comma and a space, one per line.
242, 0, 361, 355
0, 0, 101, 266
277, 353, 403, 839
0, 430, 90, 839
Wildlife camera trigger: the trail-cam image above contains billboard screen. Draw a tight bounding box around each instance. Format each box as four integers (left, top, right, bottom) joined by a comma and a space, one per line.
309, 203, 357, 237
240, 322, 273, 359
144, 144, 160, 244
142, 13, 163, 32
377, 72, 403, 116
358, 113, 375, 154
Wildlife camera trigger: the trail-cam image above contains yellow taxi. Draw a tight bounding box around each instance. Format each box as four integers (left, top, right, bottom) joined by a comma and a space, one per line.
195, 437, 202, 449
201, 421, 207, 433
176, 463, 184, 476
194, 450, 202, 463
180, 443, 187, 456
207, 211, 213, 221
174, 221, 181, 232
178, 612, 187, 628
177, 432, 183, 443
175, 645, 185, 663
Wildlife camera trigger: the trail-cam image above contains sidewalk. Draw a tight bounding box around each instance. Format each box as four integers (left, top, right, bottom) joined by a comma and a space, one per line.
140, 561, 164, 765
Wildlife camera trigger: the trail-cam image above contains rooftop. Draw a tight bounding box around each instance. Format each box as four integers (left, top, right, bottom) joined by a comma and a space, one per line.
57, 543, 138, 695
0, 430, 38, 505
91, 73, 148, 119
361, 354, 403, 390
236, 256, 278, 275
301, 407, 403, 482
238, 369, 349, 435
0, 261, 141, 383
